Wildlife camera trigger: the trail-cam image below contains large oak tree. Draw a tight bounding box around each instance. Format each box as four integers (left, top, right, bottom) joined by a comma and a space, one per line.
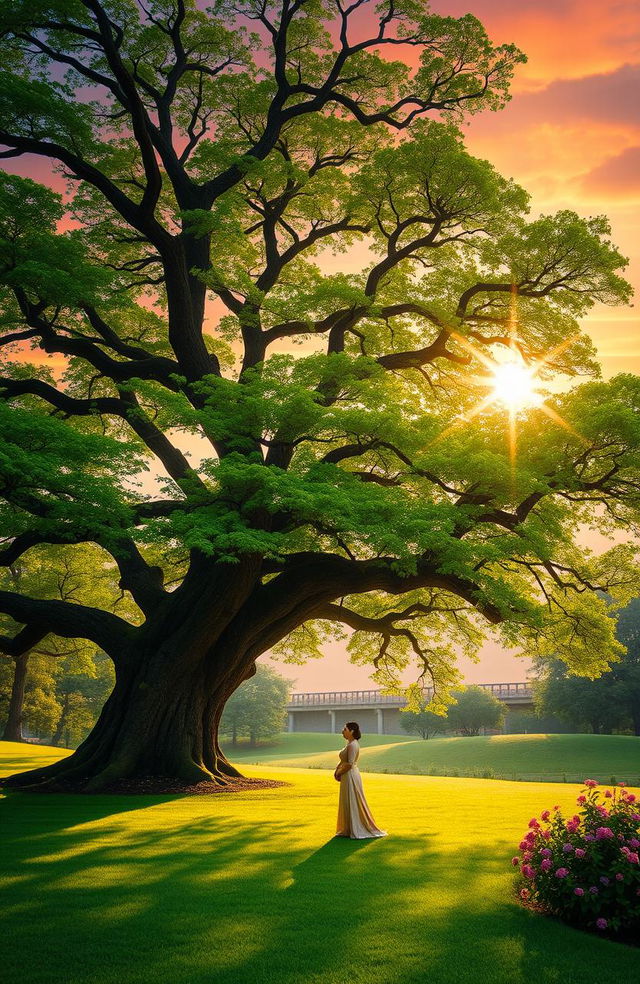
0, 0, 638, 791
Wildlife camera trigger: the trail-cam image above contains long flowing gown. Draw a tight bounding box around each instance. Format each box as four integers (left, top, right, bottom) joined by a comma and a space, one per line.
335, 739, 387, 839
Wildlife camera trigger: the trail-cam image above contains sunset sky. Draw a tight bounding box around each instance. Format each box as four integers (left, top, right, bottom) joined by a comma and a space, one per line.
3, 1, 639, 694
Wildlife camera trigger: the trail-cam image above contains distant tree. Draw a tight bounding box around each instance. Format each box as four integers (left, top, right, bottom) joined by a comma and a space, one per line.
445, 686, 506, 736
2, 653, 59, 741
533, 663, 621, 735
614, 598, 640, 736
51, 651, 114, 748
401, 700, 446, 739
220, 665, 291, 747
1, 547, 124, 742
534, 597, 640, 735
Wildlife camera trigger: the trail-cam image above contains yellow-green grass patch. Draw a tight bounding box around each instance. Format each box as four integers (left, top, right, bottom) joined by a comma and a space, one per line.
1, 743, 639, 984
226, 732, 640, 784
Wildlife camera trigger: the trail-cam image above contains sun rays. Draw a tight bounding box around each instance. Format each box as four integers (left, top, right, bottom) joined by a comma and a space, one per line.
428, 290, 589, 469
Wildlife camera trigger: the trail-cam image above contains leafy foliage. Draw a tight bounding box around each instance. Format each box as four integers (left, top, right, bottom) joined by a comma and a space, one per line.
220, 664, 291, 745
441, 685, 506, 736
0, 0, 637, 725
534, 596, 640, 735
400, 700, 446, 739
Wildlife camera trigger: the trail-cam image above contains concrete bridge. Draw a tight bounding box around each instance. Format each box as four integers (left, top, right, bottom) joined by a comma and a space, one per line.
286, 682, 534, 735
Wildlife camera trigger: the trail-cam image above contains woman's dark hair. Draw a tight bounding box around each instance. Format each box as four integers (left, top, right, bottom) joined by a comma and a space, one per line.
346, 721, 362, 740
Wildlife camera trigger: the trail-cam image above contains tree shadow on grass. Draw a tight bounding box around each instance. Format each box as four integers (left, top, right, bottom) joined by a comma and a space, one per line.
2, 795, 639, 984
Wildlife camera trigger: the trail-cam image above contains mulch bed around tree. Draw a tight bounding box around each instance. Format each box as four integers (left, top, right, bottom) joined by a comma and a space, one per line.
0, 776, 292, 796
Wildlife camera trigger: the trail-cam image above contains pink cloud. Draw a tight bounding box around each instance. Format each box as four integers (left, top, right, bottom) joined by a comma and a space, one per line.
580, 146, 640, 197
468, 64, 640, 141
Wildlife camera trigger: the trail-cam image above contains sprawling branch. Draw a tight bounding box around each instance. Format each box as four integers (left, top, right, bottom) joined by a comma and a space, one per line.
0, 130, 170, 247
0, 623, 48, 657
246, 550, 503, 656
314, 598, 466, 678
8, 291, 182, 390
0, 589, 136, 657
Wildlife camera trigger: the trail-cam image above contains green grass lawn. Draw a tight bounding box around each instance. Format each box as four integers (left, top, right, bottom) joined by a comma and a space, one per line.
1, 742, 639, 984
224, 732, 640, 784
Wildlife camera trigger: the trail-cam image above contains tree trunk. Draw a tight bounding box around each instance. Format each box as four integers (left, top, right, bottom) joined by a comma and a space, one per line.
51, 692, 70, 747
0, 543, 370, 791
1, 652, 29, 742
1, 625, 254, 791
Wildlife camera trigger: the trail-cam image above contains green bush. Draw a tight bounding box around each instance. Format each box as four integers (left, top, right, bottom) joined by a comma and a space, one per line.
513, 781, 640, 940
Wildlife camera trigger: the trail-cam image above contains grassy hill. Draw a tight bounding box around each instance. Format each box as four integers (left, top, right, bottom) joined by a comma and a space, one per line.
1, 742, 638, 984
222, 732, 640, 784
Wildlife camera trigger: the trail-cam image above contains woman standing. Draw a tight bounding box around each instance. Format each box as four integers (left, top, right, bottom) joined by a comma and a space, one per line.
334, 722, 387, 839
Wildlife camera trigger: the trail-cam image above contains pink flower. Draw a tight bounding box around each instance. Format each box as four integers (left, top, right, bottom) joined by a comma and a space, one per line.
522, 864, 536, 879
562, 843, 573, 853
574, 887, 584, 896
541, 859, 552, 872
540, 810, 550, 821
585, 834, 595, 842
528, 818, 540, 829
574, 848, 586, 859
596, 805, 609, 817
555, 868, 569, 879
604, 791, 612, 798
584, 779, 598, 788
627, 793, 637, 803
511, 857, 520, 866
631, 813, 640, 821
520, 888, 530, 900
540, 848, 552, 858
577, 795, 587, 805
617, 782, 627, 787
596, 918, 608, 930
615, 872, 624, 881
525, 831, 536, 843
519, 840, 529, 851
595, 827, 614, 840
626, 851, 639, 864
541, 829, 552, 840
629, 839, 640, 849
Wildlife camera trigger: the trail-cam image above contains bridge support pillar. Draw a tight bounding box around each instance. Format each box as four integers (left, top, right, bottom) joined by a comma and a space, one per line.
287, 712, 295, 733
376, 708, 383, 735
329, 710, 336, 732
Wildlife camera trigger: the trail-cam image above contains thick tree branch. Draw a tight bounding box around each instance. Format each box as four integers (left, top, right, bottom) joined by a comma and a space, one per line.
0, 624, 48, 657
0, 589, 137, 658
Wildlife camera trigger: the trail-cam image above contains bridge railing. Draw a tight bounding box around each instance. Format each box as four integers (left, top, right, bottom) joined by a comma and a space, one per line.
288, 682, 533, 707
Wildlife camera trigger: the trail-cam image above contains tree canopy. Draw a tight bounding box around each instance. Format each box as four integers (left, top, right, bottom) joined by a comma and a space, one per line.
0, 0, 638, 790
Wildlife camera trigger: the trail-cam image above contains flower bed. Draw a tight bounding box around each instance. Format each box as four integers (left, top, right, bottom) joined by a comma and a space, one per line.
513, 780, 640, 943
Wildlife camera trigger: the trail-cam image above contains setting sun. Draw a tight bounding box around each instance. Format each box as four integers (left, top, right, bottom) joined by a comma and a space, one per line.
491, 360, 543, 411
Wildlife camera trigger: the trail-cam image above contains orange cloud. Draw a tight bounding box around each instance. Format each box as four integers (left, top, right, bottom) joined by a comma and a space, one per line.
435, 0, 640, 90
